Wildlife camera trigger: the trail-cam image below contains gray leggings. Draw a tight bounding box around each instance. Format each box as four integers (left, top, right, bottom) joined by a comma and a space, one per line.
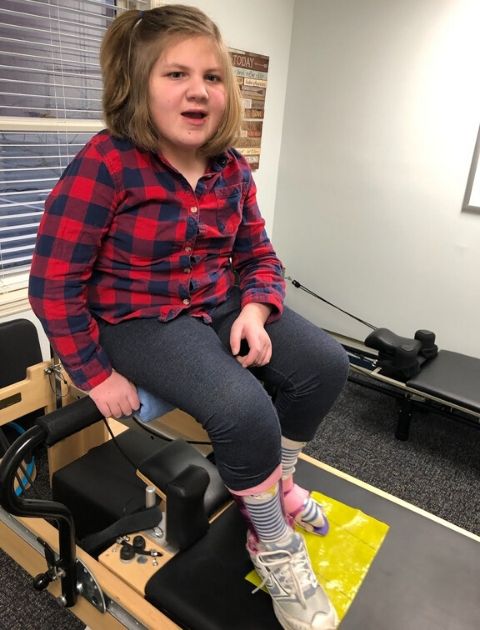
98, 288, 349, 491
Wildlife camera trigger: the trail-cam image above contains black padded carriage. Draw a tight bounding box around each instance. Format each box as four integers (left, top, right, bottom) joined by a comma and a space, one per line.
356, 328, 480, 439
407, 349, 480, 413
145, 458, 480, 630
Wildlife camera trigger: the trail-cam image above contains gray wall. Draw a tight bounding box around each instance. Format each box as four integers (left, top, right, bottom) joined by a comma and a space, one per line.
273, 0, 480, 356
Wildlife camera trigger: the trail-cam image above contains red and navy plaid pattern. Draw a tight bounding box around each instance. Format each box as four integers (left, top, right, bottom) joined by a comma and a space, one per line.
29, 131, 285, 390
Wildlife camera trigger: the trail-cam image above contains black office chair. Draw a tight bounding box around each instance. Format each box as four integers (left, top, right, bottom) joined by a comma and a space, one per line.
0, 318, 44, 428
0, 319, 45, 491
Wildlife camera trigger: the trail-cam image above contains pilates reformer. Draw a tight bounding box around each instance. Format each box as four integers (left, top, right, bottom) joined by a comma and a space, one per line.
289, 278, 480, 441
1, 318, 479, 630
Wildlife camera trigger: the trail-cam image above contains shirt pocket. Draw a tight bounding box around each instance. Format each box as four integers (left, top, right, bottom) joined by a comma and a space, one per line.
214, 184, 244, 235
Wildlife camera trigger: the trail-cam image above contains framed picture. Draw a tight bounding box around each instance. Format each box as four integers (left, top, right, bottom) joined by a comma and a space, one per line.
462, 124, 480, 213
230, 48, 269, 171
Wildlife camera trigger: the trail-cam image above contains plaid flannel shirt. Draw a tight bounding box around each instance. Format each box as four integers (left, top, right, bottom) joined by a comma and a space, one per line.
29, 131, 285, 390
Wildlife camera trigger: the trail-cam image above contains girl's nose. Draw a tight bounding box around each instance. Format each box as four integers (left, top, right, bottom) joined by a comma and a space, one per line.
186, 76, 209, 100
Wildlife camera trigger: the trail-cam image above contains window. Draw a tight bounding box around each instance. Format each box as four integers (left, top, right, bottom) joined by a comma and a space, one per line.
0, 0, 147, 306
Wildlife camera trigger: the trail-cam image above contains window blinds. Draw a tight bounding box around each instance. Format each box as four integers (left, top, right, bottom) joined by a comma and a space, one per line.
0, 130, 97, 283
0, 0, 147, 293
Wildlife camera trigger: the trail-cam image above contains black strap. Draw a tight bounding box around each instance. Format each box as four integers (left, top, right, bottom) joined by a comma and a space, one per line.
80, 506, 162, 555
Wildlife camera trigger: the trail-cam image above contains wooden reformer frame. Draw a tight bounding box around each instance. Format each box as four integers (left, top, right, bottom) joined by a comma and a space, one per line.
0, 360, 180, 629
2, 357, 479, 630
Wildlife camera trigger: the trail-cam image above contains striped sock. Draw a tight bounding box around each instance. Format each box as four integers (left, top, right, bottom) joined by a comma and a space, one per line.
243, 484, 290, 544
281, 436, 328, 534
281, 436, 306, 478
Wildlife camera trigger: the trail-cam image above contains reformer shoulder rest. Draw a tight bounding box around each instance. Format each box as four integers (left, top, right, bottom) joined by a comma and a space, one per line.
365, 328, 438, 380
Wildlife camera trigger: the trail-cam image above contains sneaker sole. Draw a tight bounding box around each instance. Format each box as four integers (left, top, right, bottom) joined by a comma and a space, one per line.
273, 600, 339, 630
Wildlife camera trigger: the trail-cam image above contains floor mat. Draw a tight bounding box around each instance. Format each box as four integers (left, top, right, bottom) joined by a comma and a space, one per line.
247, 490, 390, 622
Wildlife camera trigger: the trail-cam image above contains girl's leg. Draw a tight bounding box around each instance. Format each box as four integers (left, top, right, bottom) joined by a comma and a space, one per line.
98, 314, 281, 492
230, 479, 338, 630
281, 436, 329, 535
210, 292, 342, 626
99, 310, 338, 629
263, 307, 348, 537
212, 292, 349, 535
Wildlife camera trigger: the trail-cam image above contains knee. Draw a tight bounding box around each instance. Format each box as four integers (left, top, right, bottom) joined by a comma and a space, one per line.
299, 331, 349, 393
203, 385, 281, 454
323, 337, 350, 391
200, 385, 281, 490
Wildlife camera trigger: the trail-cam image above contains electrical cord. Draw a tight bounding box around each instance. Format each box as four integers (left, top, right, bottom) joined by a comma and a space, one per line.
132, 414, 212, 445
102, 417, 139, 471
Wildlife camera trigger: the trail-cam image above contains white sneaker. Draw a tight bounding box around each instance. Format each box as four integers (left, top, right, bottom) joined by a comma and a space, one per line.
247, 530, 338, 630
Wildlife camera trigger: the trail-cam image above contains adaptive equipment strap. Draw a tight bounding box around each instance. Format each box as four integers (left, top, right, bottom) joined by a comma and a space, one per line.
80, 505, 162, 555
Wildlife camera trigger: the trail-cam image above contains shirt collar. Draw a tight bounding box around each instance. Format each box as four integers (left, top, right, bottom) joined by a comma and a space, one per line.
154, 149, 231, 174
210, 150, 231, 172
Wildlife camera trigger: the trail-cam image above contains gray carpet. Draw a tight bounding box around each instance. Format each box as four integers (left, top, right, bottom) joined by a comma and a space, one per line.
1, 377, 479, 628
306, 378, 480, 535
0, 549, 84, 630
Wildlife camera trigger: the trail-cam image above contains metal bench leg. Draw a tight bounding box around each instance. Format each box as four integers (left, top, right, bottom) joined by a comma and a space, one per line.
395, 397, 413, 441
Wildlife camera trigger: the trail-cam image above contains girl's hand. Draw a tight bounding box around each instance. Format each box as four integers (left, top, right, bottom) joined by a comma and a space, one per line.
88, 370, 140, 419
230, 303, 272, 368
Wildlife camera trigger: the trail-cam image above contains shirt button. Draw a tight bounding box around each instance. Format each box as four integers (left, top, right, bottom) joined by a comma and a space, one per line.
183, 267, 190, 274
190, 206, 198, 214
182, 298, 190, 305
185, 246, 192, 253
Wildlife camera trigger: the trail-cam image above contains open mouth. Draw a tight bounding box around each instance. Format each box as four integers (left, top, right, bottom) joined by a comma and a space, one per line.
182, 111, 207, 119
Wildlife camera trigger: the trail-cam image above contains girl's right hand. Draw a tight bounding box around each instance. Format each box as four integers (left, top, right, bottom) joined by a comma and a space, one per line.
88, 370, 140, 419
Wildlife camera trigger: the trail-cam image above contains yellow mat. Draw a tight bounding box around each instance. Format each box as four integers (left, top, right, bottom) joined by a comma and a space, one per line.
246, 491, 390, 622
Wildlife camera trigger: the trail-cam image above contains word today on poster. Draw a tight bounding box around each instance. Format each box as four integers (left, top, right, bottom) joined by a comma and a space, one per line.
229, 48, 269, 171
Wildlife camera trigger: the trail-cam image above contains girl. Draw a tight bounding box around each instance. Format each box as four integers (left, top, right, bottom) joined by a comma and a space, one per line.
29, 6, 348, 629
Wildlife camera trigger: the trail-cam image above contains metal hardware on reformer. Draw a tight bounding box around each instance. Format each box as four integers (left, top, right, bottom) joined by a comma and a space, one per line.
33, 539, 66, 591
145, 485, 156, 508
75, 559, 106, 612
104, 597, 149, 630
0, 509, 148, 629
44, 363, 67, 384
153, 525, 164, 538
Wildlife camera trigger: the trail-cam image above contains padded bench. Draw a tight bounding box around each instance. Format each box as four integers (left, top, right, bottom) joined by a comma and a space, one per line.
146, 457, 480, 630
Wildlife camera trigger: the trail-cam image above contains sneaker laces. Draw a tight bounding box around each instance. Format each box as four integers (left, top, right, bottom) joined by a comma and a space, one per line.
252, 545, 318, 609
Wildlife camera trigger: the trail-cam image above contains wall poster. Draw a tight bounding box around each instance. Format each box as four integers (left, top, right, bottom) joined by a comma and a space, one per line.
229, 48, 269, 171
462, 124, 480, 213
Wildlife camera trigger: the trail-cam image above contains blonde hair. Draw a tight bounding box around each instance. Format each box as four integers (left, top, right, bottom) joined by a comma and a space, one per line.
100, 5, 242, 157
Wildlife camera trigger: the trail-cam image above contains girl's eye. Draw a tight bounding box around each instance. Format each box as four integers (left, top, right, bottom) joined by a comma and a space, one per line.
167, 71, 185, 79
206, 74, 222, 83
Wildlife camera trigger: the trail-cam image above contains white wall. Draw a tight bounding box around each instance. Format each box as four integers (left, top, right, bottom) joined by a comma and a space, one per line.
273, 0, 480, 357
162, 0, 296, 232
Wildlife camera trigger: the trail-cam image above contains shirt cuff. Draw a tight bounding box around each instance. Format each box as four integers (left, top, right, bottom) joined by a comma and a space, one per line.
65, 352, 113, 392
241, 292, 284, 324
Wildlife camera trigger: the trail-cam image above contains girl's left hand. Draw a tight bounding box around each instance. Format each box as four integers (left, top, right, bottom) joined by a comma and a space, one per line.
230, 303, 272, 368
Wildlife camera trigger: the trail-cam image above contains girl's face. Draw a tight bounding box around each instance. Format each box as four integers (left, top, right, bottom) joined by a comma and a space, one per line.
148, 35, 227, 160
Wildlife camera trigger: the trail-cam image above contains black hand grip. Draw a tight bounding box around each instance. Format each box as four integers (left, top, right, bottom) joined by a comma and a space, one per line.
36, 396, 103, 446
